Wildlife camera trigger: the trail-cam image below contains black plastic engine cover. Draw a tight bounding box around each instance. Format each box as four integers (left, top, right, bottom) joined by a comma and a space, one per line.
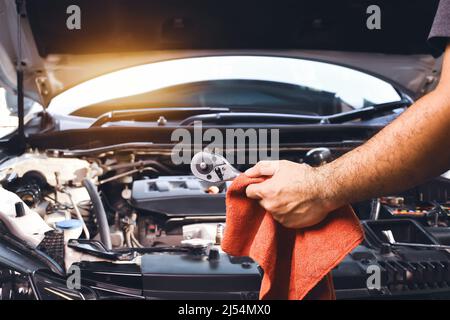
131, 176, 228, 217
141, 252, 261, 299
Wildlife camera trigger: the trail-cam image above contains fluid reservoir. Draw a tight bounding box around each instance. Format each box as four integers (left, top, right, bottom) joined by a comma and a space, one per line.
55, 219, 83, 243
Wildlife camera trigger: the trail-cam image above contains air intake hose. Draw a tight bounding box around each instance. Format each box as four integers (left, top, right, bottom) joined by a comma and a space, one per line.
82, 178, 112, 250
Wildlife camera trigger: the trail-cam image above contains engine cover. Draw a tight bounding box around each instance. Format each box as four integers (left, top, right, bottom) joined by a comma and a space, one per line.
76, 250, 261, 300
131, 176, 228, 218
141, 252, 260, 299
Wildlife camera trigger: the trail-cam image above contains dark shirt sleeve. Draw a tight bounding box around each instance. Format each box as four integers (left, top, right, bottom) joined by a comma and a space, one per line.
429, 0, 450, 56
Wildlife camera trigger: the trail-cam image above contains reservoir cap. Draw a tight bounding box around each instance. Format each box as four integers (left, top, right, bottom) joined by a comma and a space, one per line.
55, 219, 82, 230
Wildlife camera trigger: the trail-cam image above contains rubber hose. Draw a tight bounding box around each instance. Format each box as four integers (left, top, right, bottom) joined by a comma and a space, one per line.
82, 178, 112, 250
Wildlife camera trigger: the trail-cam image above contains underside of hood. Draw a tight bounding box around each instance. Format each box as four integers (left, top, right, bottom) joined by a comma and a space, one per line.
0, 0, 442, 106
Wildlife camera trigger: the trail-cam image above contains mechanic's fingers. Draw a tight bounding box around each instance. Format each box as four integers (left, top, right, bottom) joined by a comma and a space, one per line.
245, 183, 265, 199
270, 211, 285, 224
245, 161, 279, 177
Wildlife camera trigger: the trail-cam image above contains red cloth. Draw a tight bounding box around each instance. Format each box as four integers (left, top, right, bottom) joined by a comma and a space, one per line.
221, 175, 364, 300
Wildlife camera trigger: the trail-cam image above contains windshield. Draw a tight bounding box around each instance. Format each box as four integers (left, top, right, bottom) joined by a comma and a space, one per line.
48, 56, 402, 117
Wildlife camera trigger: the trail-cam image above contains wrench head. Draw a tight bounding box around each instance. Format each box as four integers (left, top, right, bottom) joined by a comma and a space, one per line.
190, 152, 240, 182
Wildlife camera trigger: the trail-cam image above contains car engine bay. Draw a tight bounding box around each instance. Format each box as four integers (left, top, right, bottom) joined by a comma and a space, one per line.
0, 146, 449, 299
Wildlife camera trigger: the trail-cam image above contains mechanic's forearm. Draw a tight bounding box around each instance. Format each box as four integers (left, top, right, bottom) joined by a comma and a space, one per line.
319, 86, 450, 207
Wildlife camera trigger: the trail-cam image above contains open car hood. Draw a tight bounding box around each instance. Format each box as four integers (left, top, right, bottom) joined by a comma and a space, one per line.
0, 0, 442, 107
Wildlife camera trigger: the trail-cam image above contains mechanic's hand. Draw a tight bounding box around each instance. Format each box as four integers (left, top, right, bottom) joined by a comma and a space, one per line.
245, 160, 340, 229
